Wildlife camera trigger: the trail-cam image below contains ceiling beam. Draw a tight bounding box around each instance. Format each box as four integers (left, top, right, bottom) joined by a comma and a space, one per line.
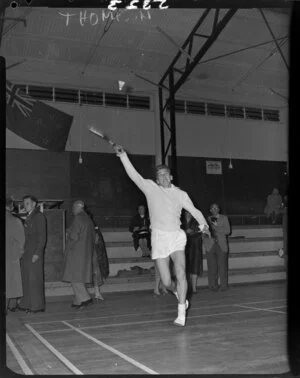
159, 8, 211, 86
258, 8, 289, 71
174, 8, 237, 93
0, 0, 10, 49
159, 8, 237, 95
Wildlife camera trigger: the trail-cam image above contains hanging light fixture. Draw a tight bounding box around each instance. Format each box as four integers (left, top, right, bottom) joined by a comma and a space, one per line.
226, 110, 233, 169
118, 80, 125, 91
79, 106, 83, 164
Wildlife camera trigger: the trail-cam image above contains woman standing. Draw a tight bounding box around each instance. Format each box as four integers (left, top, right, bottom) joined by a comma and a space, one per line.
93, 226, 109, 301
206, 203, 231, 292
182, 210, 203, 294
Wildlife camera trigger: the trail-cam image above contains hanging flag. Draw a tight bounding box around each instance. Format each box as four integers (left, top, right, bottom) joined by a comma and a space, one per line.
6, 81, 73, 151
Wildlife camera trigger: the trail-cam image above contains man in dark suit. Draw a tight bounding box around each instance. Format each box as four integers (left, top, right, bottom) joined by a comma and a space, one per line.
19, 195, 47, 313
206, 203, 231, 292
62, 200, 95, 309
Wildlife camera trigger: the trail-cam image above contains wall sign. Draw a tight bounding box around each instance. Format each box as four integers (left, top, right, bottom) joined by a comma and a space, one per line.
206, 161, 222, 175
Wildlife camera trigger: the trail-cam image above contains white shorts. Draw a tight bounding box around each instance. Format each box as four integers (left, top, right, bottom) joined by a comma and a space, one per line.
151, 229, 187, 260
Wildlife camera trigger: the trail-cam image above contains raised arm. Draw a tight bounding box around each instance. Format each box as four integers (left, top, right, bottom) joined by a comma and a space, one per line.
113, 145, 148, 193
181, 192, 209, 233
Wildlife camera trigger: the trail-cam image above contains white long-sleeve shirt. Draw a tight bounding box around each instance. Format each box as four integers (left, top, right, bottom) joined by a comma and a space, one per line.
119, 153, 208, 232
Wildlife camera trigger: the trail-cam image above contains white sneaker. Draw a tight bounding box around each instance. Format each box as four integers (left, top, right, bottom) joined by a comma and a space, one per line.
174, 316, 186, 327
174, 302, 187, 327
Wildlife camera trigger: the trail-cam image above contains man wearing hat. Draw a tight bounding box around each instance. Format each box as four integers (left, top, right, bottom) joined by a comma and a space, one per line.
62, 200, 95, 309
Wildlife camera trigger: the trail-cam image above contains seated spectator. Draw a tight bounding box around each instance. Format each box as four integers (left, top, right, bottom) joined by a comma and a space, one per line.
129, 204, 151, 257
264, 188, 283, 224
206, 203, 231, 292
5, 197, 25, 313
182, 210, 203, 294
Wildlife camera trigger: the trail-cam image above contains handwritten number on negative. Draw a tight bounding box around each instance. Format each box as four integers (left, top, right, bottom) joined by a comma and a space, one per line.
108, 0, 168, 11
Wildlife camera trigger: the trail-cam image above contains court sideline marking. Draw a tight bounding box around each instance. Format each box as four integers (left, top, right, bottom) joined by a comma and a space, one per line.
38, 307, 285, 334
234, 304, 286, 314
6, 333, 34, 375
62, 321, 159, 375
31, 296, 286, 320
27, 298, 286, 326
25, 323, 84, 375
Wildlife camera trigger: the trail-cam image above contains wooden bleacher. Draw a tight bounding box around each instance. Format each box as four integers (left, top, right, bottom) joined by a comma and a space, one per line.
45, 223, 285, 298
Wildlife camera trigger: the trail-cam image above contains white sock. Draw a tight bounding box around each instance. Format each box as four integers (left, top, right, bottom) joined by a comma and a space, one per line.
173, 291, 189, 309
174, 303, 186, 327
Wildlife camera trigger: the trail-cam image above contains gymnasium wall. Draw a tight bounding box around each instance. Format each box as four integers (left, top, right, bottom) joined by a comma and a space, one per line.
6, 100, 288, 161
6, 148, 287, 226
6, 91, 288, 221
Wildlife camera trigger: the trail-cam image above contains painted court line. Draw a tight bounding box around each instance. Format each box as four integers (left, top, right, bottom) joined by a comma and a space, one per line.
62, 321, 159, 375
6, 333, 34, 375
28, 303, 240, 325
29, 298, 285, 322
39, 308, 266, 334
234, 304, 286, 314
28, 298, 286, 326
25, 323, 84, 375
242, 299, 285, 305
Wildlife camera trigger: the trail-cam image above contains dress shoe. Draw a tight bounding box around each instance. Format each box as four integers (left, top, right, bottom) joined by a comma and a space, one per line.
15, 305, 27, 312
7, 307, 17, 312
75, 298, 93, 310
220, 286, 229, 292
94, 294, 104, 301
26, 309, 45, 314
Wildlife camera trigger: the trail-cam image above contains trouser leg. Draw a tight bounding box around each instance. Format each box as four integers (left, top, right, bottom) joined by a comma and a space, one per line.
71, 283, 90, 305
206, 246, 218, 289
216, 246, 229, 289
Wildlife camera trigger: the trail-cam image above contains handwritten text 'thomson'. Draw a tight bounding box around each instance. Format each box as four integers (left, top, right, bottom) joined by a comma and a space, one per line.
58, 9, 151, 26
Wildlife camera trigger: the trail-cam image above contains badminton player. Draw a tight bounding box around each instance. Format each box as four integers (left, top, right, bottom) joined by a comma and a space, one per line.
113, 144, 210, 326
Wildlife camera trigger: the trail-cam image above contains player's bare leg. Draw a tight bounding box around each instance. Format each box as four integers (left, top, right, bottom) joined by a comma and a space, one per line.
155, 257, 176, 293
153, 262, 161, 295
171, 250, 189, 326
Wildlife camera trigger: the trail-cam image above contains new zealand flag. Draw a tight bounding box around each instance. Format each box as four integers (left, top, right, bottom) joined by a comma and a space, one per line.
6, 81, 73, 151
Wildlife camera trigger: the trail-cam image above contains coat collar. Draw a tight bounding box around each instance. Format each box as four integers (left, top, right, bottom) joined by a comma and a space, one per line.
25, 207, 40, 221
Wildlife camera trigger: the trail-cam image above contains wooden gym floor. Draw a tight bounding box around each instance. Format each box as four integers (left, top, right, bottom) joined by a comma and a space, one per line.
6, 282, 289, 375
